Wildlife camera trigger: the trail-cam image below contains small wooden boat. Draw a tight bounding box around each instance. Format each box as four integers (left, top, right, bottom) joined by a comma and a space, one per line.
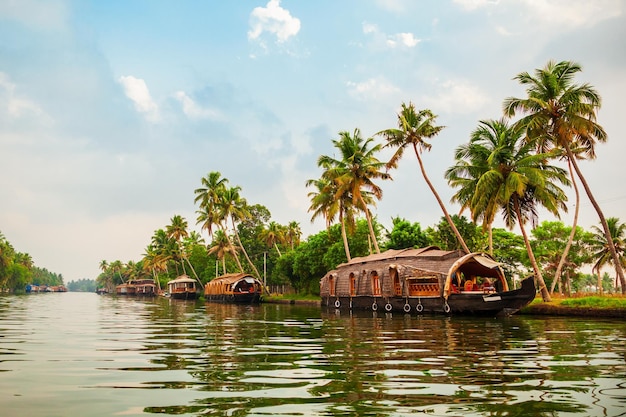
320, 247, 536, 316
167, 275, 198, 300
204, 273, 262, 304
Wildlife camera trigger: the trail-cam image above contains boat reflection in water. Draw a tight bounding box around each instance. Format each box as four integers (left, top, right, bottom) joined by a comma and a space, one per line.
320, 246, 536, 316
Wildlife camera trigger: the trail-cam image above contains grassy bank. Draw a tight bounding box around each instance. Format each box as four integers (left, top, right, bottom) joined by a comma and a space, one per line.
522, 295, 626, 318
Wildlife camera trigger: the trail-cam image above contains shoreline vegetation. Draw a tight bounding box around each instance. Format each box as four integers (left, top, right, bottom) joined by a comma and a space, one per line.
3, 60, 625, 304
267, 293, 626, 318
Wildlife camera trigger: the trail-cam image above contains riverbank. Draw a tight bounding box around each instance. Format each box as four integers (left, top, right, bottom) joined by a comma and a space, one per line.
265, 295, 626, 318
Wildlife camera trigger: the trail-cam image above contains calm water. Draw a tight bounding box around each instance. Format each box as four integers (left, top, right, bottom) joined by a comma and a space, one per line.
0, 293, 625, 417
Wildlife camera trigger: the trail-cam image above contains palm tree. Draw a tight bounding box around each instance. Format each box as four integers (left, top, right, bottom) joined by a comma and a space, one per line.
503, 60, 625, 293
261, 221, 285, 257
446, 117, 569, 301
590, 217, 626, 293
208, 230, 238, 275
194, 172, 243, 273
378, 102, 470, 253
285, 221, 302, 250
307, 176, 353, 261
318, 128, 389, 254
218, 185, 261, 279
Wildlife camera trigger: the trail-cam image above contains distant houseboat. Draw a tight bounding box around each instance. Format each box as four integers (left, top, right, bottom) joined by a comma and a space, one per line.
115, 279, 157, 296
26, 284, 67, 293
204, 273, 262, 304
167, 275, 199, 300
320, 247, 536, 316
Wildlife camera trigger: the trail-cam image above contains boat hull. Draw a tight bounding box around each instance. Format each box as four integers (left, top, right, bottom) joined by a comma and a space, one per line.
205, 292, 261, 304
322, 276, 536, 317
169, 291, 198, 300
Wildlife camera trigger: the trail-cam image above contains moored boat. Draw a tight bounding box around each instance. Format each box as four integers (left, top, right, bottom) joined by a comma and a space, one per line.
204, 273, 262, 304
167, 275, 199, 300
319, 247, 536, 316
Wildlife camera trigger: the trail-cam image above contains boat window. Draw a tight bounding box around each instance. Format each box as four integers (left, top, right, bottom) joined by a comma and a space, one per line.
349, 273, 356, 296
371, 271, 381, 296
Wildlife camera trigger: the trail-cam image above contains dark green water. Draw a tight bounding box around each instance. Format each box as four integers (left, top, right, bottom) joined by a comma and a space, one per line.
0, 293, 624, 417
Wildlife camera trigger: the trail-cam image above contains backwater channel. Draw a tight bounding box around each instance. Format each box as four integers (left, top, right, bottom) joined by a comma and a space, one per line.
0, 292, 625, 417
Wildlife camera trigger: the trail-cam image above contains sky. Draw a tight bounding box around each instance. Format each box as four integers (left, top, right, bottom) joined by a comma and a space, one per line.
1, 0, 625, 283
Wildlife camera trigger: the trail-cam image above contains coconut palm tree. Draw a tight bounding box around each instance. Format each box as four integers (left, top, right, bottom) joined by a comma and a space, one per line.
285, 221, 302, 250
590, 217, 626, 293
208, 229, 238, 275
504, 60, 625, 293
307, 176, 353, 261
318, 129, 389, 254
446, 117, 569, 301
194, 172, 244, 273
261, 221, 285, 257
218, 185, 261, 279
378, 102, 470, 253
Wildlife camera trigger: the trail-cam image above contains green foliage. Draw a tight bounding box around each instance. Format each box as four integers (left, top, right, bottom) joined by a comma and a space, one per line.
428, 215, 487, 252
491, 228, 527, 282
67, 279, 97, 292
384, 217, 430, 250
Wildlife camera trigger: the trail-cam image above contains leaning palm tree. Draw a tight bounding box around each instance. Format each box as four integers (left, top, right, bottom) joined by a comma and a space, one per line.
590, 217, 626, 294
218, 185, 261, 279
447, 118, 569, 301
318, 128, 389, 254
307, 176, 353, 261
261, 221, 285, 257
378, 102, 470, 253
208, 229, 238, 275
504, 60, 625, 293
194, 172, 243, 273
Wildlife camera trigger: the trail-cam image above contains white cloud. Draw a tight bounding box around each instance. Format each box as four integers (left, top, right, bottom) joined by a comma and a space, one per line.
0, 72, 51, 122
0, 0, 68, 31
118, 75, 159, 122
454, 0, 621, 28
362, 22, 420, 49
174, 91, 221, 120
248, 0, 301, 43
347, 77, 400, 101
453, 0, 500, 11
424, 79, 489, 114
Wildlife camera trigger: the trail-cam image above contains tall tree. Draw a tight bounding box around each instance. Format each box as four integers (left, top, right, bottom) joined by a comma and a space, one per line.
447, 117, 569, 301
590, 217, 626, 293
194, 172, 243, 273
307, 176, 353, 261
318, 128, 388, 254
378, 102, 470, 253
503, 60, 625, 293
219, 185, 261, 279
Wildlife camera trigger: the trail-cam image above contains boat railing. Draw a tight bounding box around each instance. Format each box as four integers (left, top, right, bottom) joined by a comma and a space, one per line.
408, 282, 440, 296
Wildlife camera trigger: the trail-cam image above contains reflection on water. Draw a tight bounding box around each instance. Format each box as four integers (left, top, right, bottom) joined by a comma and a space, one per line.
0, 293, 624, 416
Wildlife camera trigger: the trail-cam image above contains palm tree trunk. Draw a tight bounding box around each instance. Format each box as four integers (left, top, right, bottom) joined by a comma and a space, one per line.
273, 243, 282, 257
565, 144, 626, 293
339, 211, 352, 261
552, 159, 580, 294
488, 224, 493, 256
359, 196, 380, 253
231, 217, 262, 279
514, 196, 551, 302
413, 144, 471, 253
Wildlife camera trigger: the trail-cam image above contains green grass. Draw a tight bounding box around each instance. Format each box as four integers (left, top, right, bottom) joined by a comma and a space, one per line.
263, 293, 320, 302
559, 296, 626, 309
531, 295, 626, 309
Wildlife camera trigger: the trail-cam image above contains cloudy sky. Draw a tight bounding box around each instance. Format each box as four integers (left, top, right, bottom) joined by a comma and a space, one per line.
1, 0, 624, 283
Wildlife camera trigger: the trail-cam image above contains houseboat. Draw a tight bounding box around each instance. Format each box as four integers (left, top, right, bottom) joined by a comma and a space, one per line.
167, 275, 199, 300
204, 273, 262, 304
116, 280, 156, 296
320, 247, 536, 316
